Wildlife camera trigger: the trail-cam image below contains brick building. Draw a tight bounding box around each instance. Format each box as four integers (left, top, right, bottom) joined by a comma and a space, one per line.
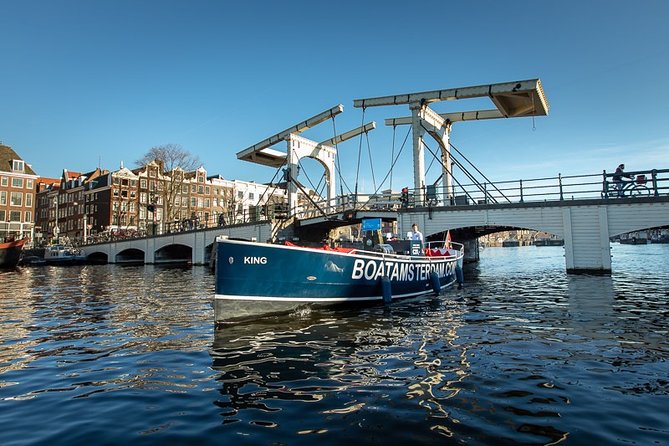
0, 144, 39, 242
34, 159, 294, 244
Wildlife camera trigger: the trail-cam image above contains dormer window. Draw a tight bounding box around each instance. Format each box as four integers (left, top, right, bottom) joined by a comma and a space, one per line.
12, 160, 25, 172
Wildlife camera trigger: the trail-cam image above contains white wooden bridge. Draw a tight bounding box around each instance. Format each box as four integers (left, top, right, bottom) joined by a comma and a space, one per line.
79, 79, 669, 273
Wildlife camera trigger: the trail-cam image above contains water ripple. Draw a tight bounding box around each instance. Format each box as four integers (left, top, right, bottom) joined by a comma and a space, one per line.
1, 245, 668, 444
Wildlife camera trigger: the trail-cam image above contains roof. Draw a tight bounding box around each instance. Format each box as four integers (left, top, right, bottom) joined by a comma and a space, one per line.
63, 169, 82, 179
0, 144, 37, 175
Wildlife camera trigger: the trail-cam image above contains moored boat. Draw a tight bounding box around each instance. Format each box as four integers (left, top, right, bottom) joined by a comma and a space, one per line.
0, 237, 28, 268
214, 238, 464, 324
44, 244, 87, 265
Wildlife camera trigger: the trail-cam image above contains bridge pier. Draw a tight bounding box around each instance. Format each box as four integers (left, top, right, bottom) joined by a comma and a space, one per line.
562, 207, 612, 274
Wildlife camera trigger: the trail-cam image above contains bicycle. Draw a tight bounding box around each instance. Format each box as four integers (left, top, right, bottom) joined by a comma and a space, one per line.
603, 174, 650, 198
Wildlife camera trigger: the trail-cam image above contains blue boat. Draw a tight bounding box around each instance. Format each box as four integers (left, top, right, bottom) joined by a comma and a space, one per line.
214, 238, 464, 324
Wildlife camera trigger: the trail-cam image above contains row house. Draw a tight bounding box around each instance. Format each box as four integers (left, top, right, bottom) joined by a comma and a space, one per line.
0, 144, 39, 242
35, 160, 294, 244
35, 167, 109, 244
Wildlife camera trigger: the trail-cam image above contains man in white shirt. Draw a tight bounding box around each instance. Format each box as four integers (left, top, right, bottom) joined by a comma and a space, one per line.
411, 223, 423, 241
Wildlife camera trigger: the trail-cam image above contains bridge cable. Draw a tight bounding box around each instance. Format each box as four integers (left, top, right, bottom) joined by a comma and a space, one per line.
421, 138, 477, 204
419, 122, 509, 204
348, 125, 412, 212
253, 160, 287, 219
365, 129, 377, 192
331, 115, 345, 198
389, 125, 396, 190
449, 141, 510, 203
353, 107, 366, 206
331, 116, 355, 196
419, 123, 500, 204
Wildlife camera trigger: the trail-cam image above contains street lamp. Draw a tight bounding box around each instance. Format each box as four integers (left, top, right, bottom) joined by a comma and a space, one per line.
53, 197, 59, 243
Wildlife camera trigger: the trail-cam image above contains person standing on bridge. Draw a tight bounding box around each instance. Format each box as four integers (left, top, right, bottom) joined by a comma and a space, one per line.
613, 163, 632, 197
410, 224, 423, 242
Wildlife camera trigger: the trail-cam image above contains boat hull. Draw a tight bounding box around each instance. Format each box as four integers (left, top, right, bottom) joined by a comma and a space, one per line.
214, 239, 462, 323
0, 238, 27, 268
44, 245, 87, 265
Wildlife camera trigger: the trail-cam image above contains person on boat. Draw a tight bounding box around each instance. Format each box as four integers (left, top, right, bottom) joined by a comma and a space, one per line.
612, 163, 631, 197
410, 224, 423, 241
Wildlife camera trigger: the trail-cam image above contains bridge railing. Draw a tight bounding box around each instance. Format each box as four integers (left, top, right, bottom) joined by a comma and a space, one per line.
294, 167, 669, 216
78, 168, 669, 245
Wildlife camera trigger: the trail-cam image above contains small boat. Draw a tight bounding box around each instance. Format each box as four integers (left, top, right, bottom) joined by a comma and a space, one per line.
0, 237, 28, 268
533, 237, 564, 246
44, 244, 87, 265
20, 255, 47, 266
214, 238, 464, 324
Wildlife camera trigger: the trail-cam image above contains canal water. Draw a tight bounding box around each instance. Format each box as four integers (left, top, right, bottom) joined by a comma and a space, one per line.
1, 244, 668, 445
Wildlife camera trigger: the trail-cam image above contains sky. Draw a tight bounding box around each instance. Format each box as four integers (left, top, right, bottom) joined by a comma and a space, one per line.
2, 0, 668, 197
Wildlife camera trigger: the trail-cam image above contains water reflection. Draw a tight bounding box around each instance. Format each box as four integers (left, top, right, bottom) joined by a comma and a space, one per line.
210, 298, 482, 441
1, 246, 668, 445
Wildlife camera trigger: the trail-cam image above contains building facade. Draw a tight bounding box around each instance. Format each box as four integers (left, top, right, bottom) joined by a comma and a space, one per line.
34, 159, 296, 245
0, 144, 39, 242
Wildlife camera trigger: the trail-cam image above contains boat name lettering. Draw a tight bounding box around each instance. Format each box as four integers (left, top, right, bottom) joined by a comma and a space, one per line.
351, 259, 454, 282
244, 256, 267, 265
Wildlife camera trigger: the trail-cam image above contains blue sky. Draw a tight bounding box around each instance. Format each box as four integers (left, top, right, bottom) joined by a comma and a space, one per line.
2, 0, 668, 195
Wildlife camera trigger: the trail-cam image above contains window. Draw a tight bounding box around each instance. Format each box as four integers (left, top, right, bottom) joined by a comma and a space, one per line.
26, 193, 32, 207
140, 192, 147, 203
198, 185, 204, 194
190, 197, 196, 207
0, 191, 5, 205
121, 179, 128, 187
204, 198, 210, 207
10, 192, 22, 206
113, 177, 120, 185
10, 211, 21, 221
121, 190, 128, 198
182, 185, 189, 194
25, 211, 32, 222
237, 191, 244, 199
249, 192, 255, 200
0, 210, 5, 221
26, 179, 34, 189
191, 185, 196, 193
12, 178, 23, 188
205, 186, 210, 195
141, 179, 147, 188
12, 160, 25, 172
1, 177, 7, 186
130, 191, 136, 199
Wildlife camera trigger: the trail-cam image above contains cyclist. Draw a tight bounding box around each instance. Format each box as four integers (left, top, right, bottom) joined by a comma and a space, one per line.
613, 163, 632, 197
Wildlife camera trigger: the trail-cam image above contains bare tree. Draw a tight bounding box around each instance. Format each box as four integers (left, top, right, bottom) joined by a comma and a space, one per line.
136, 144, 200, 172
136, 144, 201, 227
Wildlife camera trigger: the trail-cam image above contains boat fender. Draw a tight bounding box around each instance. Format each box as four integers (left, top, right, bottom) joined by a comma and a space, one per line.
430, 271, 441, 295
381, 276, 392, 304
455, 266, 464, 289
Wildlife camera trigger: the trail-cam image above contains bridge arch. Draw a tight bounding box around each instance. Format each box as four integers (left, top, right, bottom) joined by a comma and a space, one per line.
155, 243, 192, 265
116, 248, 145, 265
86, 251, 108, 264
